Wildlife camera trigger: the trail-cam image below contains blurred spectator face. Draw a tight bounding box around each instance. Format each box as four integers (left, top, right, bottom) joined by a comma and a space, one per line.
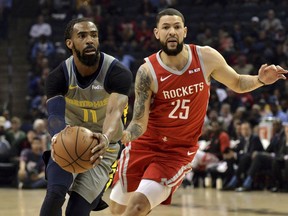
31, 138, 43, 154
11, 117, 21, 131
237, 55, 247, 66
240, 122, 252, 138
208, 109, 218, 122
267, 9, 275, 20
27, 130, 37, 143
220, 103, 231, 116
210, 121, 220, 133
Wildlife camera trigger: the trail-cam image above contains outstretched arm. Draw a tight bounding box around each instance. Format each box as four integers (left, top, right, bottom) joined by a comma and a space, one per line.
201, 46, 287, 93
121, 64, 153, 144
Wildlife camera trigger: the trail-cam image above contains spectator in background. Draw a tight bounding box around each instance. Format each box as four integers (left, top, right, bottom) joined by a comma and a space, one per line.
192, 120, 231, 187
32, 118, 50, 151
227, 117, 242, 140
30, 35, 55, 63
231, 22, 246, 53
138, 0, 157, 17
135, 19, 153, 51
236, 119, 285, 192
29, 67, 50, 115
246, 16, 261, 41
270, 122, 288, 192
265, 96, 288, 123
29, 14, 52, 44
206, 120, 230, 161
116, 47, 135, 70
117, 17, 137, 51
19, 129, 37, 150
222, 121, 264, 190
232, 54, 254, 75
18, 136, 47, 189
218, 103, 233, 131
1, 109, 11, 130
260, 9, 283, 33
222, 88, 243, 113
247, 103, 263, 127
196, 27, 216, 47
6, 116, 27, 159
0, 116, 12, 162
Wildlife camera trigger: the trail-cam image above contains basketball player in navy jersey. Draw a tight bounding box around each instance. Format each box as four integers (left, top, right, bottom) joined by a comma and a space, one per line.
39, 18, 133, 216
109, 8, 287, 216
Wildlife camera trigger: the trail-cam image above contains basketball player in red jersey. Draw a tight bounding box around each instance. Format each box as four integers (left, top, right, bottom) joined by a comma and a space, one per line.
109, 8, 287, 216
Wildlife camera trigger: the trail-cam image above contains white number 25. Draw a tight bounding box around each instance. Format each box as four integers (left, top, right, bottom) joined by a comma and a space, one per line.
168, 99, 190, 119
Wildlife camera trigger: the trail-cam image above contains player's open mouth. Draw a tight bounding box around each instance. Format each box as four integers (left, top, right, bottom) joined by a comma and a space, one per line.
84, 49, 96, 55
167, 38, 178, 45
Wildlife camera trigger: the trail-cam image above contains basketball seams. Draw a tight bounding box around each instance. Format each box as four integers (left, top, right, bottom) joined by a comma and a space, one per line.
54, 126, 98, 173
75, 127, 93, 161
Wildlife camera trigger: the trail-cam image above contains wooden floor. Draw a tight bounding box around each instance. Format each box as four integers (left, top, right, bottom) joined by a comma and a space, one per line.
0, 186, 288, 216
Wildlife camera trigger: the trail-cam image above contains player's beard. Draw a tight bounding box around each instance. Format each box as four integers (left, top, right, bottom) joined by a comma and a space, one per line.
73, 44, 100, 66
160, 40, 184, 56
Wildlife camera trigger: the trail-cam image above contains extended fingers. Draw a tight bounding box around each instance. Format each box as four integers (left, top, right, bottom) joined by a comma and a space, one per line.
276, 65, 288, 73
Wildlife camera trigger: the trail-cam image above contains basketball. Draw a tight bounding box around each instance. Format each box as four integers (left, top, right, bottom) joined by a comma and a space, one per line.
53, 126, 98, 173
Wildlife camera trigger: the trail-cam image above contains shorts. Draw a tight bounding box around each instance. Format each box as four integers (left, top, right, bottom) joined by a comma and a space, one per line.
71, 143, 120, 203
110, 179, 171, 209
112, 144, 196, 204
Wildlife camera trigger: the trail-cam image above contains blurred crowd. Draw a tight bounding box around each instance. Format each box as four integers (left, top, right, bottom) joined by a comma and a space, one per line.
0, 0, 288, 191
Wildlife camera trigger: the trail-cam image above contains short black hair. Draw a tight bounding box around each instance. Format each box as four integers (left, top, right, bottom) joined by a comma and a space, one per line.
64, 17, 94, 41
64, 17, 95, 53
155, 8, 185, 26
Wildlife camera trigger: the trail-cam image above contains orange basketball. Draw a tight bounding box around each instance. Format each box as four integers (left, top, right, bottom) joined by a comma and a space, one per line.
53, 126, 98, 173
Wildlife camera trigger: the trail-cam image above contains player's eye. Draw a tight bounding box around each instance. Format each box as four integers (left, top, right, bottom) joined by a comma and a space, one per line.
79, 33, 86, 39
91, 33, 98, 38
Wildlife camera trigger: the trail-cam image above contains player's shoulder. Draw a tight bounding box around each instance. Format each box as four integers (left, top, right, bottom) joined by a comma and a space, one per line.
196, 45, 216, 53
196, 45, 222, 61
137, 62, 151, 76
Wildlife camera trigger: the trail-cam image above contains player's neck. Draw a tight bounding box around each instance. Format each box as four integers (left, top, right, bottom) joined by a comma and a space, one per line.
160, 47, 188, 71
74, 59, 99, 76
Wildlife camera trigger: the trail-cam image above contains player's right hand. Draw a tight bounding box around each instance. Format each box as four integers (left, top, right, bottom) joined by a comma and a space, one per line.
90, 133, 107, 167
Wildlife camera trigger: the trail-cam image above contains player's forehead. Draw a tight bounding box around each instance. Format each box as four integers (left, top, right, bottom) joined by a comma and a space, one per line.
158, 15, 184, 26
73, 21, 98, 34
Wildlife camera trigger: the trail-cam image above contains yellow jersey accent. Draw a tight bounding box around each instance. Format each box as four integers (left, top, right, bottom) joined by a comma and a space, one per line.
106, 148, 118, 153
68, 85, 78, 90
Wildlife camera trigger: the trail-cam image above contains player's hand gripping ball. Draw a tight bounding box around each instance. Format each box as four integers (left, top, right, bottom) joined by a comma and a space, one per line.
53, 126, 99, 173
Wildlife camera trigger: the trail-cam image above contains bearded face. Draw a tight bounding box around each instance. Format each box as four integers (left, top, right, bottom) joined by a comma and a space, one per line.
73, 44, 100, 66
159, 40, 184, 56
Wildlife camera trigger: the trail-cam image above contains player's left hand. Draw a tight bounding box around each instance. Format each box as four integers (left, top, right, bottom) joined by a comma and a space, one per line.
90, 133, 109, 167
258, 64, 287, 85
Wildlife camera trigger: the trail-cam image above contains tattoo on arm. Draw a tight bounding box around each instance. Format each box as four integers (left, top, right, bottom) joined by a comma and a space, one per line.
133, 67, 151, 120
129, 124, 143, 141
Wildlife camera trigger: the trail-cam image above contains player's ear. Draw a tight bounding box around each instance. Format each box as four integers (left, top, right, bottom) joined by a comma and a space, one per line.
184, 26, 187, 38
66, 39, 73, 49
154, 28, 159, 40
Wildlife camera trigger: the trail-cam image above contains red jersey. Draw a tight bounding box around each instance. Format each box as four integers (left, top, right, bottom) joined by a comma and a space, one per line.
132, 44, 210, 155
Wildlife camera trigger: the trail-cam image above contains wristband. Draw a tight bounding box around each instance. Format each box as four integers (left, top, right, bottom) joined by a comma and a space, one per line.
102, 134, 109, 148
257, 77, 265, 85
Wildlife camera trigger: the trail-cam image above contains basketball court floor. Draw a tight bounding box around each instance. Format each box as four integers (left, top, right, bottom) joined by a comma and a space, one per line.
0, 187, 287, 216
